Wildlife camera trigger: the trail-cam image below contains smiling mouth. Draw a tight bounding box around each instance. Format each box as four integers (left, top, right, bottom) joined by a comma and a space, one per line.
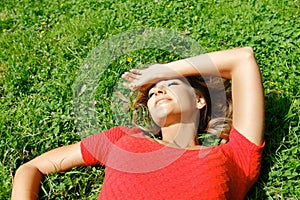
155, 98, 171, 106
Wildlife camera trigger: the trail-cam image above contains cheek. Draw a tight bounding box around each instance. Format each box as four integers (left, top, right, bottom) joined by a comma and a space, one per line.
173, 89, 196, 105
147, 99, 155, 111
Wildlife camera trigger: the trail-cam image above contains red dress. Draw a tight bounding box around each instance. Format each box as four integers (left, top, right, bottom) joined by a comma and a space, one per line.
80, 126, 264, 200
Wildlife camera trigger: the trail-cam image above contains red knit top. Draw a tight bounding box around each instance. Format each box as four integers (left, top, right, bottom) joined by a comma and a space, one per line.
80, 126, 264, 200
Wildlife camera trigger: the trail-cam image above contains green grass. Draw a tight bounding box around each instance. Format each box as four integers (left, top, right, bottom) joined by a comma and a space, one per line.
1, 0, 299, 199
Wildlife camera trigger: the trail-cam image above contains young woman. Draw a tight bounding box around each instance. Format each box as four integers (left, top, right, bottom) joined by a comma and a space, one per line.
12, 47, 265, 199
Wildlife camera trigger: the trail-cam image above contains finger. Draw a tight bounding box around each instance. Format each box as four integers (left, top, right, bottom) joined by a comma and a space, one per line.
130, 68, 142, 75
121, 72, 139, 82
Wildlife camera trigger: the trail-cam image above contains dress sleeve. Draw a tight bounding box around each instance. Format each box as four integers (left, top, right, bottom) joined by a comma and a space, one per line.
224, 127, 265, 185
80, 126, 128, 166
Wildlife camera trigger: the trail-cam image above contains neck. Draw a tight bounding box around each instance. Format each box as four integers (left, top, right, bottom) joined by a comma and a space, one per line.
160, 122, 198, 149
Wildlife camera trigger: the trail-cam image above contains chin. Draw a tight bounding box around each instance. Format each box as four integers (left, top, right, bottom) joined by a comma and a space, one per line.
150, 107, 182, 127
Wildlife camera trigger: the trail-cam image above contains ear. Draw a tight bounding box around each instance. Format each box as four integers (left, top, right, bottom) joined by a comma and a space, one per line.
196, 96, 206, 110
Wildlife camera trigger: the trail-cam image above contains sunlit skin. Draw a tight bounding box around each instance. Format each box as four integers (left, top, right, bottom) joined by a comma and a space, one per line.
147, 79, 197, 126
146, 79, 206, 148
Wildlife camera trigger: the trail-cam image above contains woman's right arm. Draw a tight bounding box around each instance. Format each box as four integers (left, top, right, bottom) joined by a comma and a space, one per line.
11, 142, 85, 200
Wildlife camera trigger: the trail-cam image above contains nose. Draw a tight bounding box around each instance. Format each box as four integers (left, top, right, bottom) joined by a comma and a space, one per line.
153, 87, 166, 96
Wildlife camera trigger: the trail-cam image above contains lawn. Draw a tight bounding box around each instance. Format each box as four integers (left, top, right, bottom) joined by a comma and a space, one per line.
0, 0, 299, 199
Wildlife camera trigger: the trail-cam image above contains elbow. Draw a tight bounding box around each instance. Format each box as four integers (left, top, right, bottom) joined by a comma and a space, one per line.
14, 163, 44, 179
244, 46, 254, 54
234, 47, 258, 69
12, 164, 44, 200
242, 47, 256, 60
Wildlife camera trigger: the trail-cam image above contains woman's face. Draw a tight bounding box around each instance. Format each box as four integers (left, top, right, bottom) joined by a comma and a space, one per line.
147, 78, 200, 127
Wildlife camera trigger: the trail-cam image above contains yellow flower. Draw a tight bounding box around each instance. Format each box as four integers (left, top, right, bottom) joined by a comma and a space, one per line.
40, 30, 45, 35
41, 21, 47, 25
194, 16, 198, 20
2, 29, 7, 33
127, 57, 133, 63
269, 81, 275, 86
60, 3, 64, 7
293, 99, 298, 104
167, 4, 171, 8
189, 6, 194, 10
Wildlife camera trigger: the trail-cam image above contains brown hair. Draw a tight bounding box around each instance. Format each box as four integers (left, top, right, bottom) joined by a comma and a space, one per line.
132, 75, 232, 144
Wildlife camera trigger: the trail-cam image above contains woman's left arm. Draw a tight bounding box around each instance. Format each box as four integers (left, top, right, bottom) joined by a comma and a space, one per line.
122, 47, 264, 145
205, 47, 264, 145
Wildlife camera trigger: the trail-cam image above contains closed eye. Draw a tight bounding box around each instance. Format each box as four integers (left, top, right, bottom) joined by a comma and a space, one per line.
148, 81, 179, 98
148, 91, 154, 98
168, 82, 179, 87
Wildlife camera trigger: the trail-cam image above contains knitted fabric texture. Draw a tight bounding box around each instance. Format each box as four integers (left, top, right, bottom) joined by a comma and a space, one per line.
80, 126, 264, 200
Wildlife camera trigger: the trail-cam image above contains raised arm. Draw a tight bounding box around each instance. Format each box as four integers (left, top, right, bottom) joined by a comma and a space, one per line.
11, 142, 85, 200
122, 47, 264, 145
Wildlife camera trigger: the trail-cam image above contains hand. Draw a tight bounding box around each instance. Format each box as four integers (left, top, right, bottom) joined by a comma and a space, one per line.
122, 64, 181, 91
